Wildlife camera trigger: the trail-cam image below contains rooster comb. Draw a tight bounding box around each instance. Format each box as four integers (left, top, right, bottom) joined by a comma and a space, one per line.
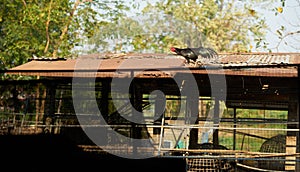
170, 47, 176, 52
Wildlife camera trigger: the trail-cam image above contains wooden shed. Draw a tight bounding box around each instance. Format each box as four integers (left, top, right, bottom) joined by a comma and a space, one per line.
3, 52, 300, 171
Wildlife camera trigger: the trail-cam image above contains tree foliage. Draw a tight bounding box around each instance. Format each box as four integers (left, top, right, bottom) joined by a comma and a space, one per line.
270, 0, 300, 52
88, 0, 268, 53
0, 0, 129, 72
85, 16, 144, 53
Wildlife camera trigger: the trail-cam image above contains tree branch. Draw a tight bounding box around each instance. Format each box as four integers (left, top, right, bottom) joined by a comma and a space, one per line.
44, 0, 53, 54
21, 0, 27, 7
275, 30, 300, 51
52, 0, 82, 58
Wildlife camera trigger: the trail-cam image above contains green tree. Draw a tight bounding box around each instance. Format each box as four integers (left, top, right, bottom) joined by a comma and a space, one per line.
85, 16, 143, 53
138, 0, 268, 53
89, 0, 268, 53
0, 0, 129, 72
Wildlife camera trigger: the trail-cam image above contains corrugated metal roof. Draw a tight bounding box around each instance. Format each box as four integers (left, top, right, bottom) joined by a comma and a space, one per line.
6, 52, 300, 78
216, 53, 296, 66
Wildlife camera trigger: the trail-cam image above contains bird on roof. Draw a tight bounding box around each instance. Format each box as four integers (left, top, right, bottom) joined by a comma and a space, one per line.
170, 46, 218, 65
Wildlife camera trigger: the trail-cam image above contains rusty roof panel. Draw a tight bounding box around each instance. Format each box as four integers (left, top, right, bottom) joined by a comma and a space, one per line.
187, 67, 298, 77
215, 53, 299, 66
6, 53, 300, 78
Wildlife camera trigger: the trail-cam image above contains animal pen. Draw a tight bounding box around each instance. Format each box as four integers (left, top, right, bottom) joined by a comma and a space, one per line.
1, 52, 300, 171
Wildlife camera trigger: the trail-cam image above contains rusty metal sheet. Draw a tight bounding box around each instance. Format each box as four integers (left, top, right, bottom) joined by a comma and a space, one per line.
6, 53, 300, 78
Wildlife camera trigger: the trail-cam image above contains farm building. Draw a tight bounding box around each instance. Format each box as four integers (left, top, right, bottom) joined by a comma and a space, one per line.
1, 52, 300, 171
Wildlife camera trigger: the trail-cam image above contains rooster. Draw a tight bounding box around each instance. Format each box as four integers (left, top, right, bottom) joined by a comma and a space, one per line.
170, 46, 218, 64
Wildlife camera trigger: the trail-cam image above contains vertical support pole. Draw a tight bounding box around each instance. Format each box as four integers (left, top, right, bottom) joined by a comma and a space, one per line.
100, 79, 110, 145
130, 76, 136, 155
187, 88, 199, 149
100, 79, 109, 122
44, 82, 56, 134
12, 84, 21, 133
298, 66, 300, 172
153, 89, 165, 135
213, 99, 220, 146
286, 99, 298, 171
158, 112, 165, 156
285, 66, 299, 171
233, 107, 237, 150
130, 77, 143, 155
13, 84, 21, 113
297, 66, 300, 172
152, 85, 166, 156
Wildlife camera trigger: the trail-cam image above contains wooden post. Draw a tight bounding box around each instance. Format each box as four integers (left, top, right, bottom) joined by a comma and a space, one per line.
298, 66, 300, 172
153, 90, 165, 135
43, 82, 56, 134
296, 66, 300, 172
187, 88, 199, 149
213, 99, 220, 146
100, 79, 110, 145
130, 78, 143, 155
100, 79, 110, 123
286, 103, 298, 172
285, 66, 299, 171
35, 83, 40, 130
233, 107, 237, 150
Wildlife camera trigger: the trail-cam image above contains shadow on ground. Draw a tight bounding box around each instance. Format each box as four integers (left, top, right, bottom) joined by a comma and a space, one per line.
0, 134, 186, 172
